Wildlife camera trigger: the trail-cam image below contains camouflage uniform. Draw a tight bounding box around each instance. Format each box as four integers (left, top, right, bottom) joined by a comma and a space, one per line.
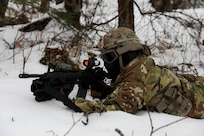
75, 27, 204, 119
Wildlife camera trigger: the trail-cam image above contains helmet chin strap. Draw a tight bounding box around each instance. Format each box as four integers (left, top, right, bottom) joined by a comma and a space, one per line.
118, 55, 124, 71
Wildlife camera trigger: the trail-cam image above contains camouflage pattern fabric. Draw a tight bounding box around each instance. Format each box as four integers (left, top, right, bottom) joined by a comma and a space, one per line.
75, 56, 204, 119
98, 27, 151, 56
98, 27, 139, 48
75, 27, 204, 119
40, 48, 70, 65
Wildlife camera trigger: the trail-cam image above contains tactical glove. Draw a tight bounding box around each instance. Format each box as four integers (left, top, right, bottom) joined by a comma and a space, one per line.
91, 81, 113, 99
75, 98, 104, 113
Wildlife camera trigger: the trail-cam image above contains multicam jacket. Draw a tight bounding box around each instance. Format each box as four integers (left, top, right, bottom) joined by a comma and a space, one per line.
75, 56, 204, 119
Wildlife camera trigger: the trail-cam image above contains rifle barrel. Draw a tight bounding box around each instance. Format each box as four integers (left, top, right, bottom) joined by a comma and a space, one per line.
19, 74, 42, 78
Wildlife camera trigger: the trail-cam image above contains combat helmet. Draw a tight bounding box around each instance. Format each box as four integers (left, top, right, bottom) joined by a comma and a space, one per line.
99, 27, 151, 70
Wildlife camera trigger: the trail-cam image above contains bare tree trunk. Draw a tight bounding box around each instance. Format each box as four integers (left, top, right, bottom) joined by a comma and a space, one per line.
39, 0, 50, 13
0, 0, 8, 18
64, 0, 82, 29
118, 0, 134, 31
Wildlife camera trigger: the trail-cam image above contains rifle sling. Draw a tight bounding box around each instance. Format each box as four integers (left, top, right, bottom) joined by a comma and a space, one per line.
43, 85, 82, 112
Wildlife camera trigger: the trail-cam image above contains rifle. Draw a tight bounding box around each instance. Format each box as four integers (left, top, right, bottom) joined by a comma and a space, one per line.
19, 57, 108, 112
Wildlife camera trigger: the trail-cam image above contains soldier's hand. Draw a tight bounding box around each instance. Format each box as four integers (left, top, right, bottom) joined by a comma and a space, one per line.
74, 98, 104, 113
91, 82, 113, 99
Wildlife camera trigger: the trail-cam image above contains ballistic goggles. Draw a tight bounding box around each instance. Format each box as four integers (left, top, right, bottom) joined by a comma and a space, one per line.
100, 44, 136, 69
100, 38, 145, 69
100, 49, 119, 64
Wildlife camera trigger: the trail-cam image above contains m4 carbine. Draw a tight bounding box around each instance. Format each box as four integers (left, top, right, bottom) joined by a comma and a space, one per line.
19, 57, 108, 112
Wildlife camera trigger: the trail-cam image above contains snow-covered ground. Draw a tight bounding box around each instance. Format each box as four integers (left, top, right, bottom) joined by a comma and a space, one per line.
1, 0, 204, 136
